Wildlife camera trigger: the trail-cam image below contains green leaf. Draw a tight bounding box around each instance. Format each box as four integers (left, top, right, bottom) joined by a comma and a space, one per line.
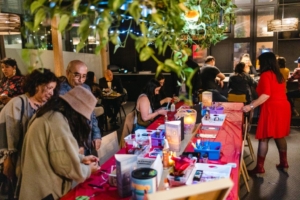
140, 22, 147, 35
151, 13, 164, 25
77, 18, 89, 35
73, 0, 81, 12
30, 1, 43, 14
139, 46, 154, 61
76, 41, 85, 52
34, 9, 46, 30
108, 0, 125, 12
114, 44, 120, 53
58, 14, 70, 32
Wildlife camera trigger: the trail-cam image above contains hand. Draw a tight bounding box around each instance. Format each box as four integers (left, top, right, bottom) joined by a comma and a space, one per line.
82, 155, 99, 165
173, 96, 179, 103
93, 139, 101, 150
242, 105, 251, 113
79, 147, 85, 155
164, 97, 172, 104
89, 162, 100, 174
218, 80, 224, 88
156, 108, 168, 116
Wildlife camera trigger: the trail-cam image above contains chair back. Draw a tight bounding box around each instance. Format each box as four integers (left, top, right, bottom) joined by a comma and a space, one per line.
94, 106, 104, 117
122, 88, 128, 103
227, 94, 247, 103
120, 110, 136, 147
97, 131, 120, 165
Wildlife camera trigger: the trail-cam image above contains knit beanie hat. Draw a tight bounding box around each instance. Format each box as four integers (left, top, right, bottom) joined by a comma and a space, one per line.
60, 86, 97, 120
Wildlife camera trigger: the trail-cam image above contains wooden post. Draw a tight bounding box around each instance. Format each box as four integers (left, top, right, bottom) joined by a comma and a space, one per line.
101, 43, 109, 74
51, 16, 64, 76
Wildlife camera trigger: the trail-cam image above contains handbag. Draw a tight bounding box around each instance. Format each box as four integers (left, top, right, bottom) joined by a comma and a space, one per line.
136, 110, 152, 127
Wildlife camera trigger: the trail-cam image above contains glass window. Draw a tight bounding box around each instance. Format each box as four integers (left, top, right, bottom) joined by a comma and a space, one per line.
234, 9, 251, 38
233, 43, 250, 69
257, 0, 276, 3
4, 35, 22, 49
257, 7, 274, 37
234, 0, 252, 5
256, 42, 273, 70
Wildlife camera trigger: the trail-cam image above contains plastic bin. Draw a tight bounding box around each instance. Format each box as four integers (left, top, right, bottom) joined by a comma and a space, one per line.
151, 130, 165, 146
167, 165, 194, 186
194, 141, 222, 160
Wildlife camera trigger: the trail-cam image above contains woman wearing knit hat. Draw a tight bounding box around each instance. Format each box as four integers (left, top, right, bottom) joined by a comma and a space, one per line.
19, 86, 100, 200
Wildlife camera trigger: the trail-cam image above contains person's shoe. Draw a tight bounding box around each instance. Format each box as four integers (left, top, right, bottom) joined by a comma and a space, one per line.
276, 151, 289, 172
248, 166, 265, 177
247, 155, 265, 177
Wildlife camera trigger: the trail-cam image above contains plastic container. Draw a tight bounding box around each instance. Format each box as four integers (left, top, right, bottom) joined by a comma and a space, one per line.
167, 165, 194, 186
194, 141, 222, 160
201, 114, 226, 127
185, 163, 232, 185
151, 130, 165, 146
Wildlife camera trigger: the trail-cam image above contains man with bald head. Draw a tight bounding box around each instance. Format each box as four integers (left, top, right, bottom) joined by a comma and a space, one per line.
60, 60, 102, 153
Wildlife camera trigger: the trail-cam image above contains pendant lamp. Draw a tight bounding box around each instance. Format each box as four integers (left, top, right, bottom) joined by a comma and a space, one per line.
0, 13, 21, 35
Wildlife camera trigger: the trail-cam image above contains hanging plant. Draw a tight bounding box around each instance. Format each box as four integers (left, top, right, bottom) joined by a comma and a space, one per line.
23, 0, 236, 103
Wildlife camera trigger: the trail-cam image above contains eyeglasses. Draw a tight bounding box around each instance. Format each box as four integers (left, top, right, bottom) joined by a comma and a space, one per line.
69, 71, 87, 80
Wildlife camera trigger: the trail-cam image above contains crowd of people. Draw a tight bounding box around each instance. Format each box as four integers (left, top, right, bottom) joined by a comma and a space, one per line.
0, 52, 298, 198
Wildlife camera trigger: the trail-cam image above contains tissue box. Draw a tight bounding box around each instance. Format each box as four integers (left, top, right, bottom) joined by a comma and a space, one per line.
194, 141, 222, 160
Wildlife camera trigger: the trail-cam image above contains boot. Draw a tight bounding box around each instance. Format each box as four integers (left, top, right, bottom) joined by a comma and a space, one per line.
248, 155, 265, 177
276, 151, 289, 172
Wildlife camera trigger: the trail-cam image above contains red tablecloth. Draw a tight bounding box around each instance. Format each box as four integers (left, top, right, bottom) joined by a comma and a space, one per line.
62, 102, 243, 200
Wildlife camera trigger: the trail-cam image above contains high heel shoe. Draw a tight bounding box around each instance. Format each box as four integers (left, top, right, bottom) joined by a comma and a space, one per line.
248, 155, 265, 177
276, 151, 289, 172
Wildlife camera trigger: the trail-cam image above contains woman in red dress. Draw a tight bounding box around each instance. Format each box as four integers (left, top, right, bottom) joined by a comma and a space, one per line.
242, 52, 290, 177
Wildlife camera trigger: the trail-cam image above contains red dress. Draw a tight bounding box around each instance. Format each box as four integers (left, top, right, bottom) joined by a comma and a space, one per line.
256, 71, 291, 139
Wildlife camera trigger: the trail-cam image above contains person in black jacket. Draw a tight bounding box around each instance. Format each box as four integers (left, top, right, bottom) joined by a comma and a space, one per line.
228, 62, 257, 104
99, 70, 124, 125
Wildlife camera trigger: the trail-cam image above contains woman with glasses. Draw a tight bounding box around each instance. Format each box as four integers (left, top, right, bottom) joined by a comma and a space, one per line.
0, 58, 24, 106
0, 69, 59, 198
240, 53, 258, 76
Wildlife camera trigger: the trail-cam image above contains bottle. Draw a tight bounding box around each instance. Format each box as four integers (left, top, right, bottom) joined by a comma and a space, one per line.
170, 102, 175, 112
163, 150, 169, 169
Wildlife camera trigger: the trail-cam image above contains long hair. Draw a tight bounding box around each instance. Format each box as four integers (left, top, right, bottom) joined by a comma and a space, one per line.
0, 58, 22, 83
22, 68, 60, 97
36, 97, 91, 147
259, 52, 284, 83
141, 79, 161, 111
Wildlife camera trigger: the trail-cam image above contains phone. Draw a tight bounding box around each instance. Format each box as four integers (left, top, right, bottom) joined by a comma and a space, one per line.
193, 170, 203, 182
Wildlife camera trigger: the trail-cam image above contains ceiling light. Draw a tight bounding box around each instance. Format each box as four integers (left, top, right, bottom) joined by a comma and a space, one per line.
267, 0, 298, 32
0, 13, 21, 35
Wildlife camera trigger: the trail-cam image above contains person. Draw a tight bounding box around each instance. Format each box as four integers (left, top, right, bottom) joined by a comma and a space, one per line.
99, 69, 124, 125
200, 56, 227, 102
135, 79, 168, 130
85, 71, 101, 99
277, 57, 290, 91
19, 86, 100, 200
286, 56, 300, 116
242, 52, 290, 177
0, 58, 24, 105
0, 68, 59, 198
153, 73, 179, 110
240, 53, 258, 76
228, 62, 257, 104
60, 60, 102, 153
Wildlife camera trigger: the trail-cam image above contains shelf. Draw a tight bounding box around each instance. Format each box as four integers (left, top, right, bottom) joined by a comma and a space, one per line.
278, 38, 300, 41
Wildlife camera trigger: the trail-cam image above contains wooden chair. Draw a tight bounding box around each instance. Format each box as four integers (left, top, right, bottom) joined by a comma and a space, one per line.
227, 93, 255, 162
120, 110, 136, 148
119, 88, 127, 123
240, 117, 250, 193
97, 131, 120, 165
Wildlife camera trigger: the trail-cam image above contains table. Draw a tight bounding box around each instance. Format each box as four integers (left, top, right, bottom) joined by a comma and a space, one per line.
62, 102, 244, 200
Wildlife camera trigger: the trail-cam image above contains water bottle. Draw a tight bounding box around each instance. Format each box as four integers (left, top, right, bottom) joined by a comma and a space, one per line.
170, 102, 175, 112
